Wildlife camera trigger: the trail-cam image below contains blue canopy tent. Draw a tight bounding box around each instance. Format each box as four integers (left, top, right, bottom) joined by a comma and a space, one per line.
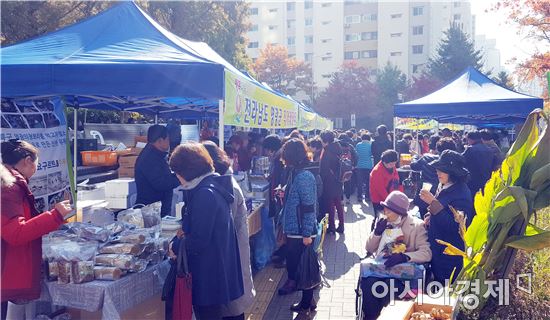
394, 67, 543, 127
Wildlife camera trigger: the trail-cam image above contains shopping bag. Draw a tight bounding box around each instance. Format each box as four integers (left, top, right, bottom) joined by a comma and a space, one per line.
295, 245, 321, 290
172, 237, 192, 320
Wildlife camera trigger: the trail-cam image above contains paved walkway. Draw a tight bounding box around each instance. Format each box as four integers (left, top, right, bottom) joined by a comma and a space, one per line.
259, 199, 376, 320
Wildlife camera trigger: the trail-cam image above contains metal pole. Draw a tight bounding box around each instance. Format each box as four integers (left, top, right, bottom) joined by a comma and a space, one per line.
218, 99, 224, 150
73, 107, 78, 207
155, 113, 158, 124
393, 117, 397, 150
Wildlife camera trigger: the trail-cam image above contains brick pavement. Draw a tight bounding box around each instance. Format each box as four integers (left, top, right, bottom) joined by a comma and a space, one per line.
263, 199, 376, 320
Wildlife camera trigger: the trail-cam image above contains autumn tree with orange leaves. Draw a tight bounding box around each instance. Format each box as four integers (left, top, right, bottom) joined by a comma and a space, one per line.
252, 44, 314, 103
494, 0, 550, 84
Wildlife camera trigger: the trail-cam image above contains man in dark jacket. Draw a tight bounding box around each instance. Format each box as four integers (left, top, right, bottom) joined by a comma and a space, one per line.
462, 131, 496, 199
135, 125, 180, 216
480, 129, 503, 170
320, 131, 344, 233
371, 125, 393, 164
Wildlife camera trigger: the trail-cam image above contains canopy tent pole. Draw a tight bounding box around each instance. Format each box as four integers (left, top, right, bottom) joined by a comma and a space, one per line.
73, 106, 78, 207
218, 99, 224, 150
155, 113, 158, 124
393, 117, 397, 150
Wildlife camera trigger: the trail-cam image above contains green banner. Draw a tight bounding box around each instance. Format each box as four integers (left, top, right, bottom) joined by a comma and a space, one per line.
224, 71, 298, 129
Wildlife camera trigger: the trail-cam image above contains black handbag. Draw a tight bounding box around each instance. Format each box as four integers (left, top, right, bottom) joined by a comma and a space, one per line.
295, 244, 322, 290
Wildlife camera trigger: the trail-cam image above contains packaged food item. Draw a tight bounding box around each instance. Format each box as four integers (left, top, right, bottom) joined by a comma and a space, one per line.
48, 261, 58, 281
130, 259, 149, 273
71, 261, 95, 284
105, 221, 135, 236
116, 229, 149, 244
94, 266, 124, 281
99, 243, 141, 255
95, 254, 135, 269
57, 261, 71, 284
141, 202, 161, 228
66, 222, 111, 242
50, 240, 98, 262
117, 208, 144, 228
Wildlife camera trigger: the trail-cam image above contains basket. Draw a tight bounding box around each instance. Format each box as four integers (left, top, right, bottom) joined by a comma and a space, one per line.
81, 151, 118, 166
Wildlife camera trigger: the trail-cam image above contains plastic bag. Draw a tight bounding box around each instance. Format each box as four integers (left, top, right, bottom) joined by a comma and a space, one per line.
113, 229, 151, 244
252, 206, 276, 270
105, 221, 135, 236
49, 239, 98, 262
141, 202, 162, 228
66, 222, 112, 242
295, 245, 321, 290
117, 208, 144, 228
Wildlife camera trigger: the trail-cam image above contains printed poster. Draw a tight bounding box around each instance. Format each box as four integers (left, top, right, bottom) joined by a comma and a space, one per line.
1, 98, 72, 212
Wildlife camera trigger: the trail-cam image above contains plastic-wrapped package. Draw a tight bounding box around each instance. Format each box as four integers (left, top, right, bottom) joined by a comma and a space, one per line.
71, 261, 95, 284
48, 261, 58, 281
50, 240, 98, 262
117, 208, 144, 228
66, 222, 112, 242
105, 221, 135, 236
130, 259, 149, 273
115, 229, 150, 244
57, 261, 71, 284
95, 254, 135, 269
99, 243, 142, 255
141, 202, 161, 228
94, 266, 124, 281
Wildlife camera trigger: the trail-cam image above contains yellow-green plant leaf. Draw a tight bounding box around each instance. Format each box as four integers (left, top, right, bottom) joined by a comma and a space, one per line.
529, 163, 550, 190
436, 239, 468, 258
508, 186, 537, 221
525, 223, 546, 236
505, 232, 550, 252
534, 182, 550, 210
465, 214, 489, 252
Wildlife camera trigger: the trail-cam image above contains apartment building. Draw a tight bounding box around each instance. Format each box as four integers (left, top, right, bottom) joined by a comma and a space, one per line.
246, 1, 475, 90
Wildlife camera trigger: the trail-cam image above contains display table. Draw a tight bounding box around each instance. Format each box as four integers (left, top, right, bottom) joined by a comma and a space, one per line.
248, 202, 264, 237
40, 260, 171, 320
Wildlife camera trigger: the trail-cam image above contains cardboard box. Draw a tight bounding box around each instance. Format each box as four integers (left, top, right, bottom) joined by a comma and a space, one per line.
403, 302, 453, 320
106, 193, 137, 209
105, 178, 136, 197
118, 167, 134, 178
135, 136, 147, 145
119, 155, 138, 167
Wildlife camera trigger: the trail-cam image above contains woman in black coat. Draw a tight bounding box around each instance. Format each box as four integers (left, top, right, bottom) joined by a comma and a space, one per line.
319, 131, 344, 234
169, 142, 244, 320
419, 150, 474, 286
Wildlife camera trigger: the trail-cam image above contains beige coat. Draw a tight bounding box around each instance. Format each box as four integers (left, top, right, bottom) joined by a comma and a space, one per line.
366, 215, 432, 263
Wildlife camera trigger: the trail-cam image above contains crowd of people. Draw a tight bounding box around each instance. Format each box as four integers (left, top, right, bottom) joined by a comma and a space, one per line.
1, 123, 510, 320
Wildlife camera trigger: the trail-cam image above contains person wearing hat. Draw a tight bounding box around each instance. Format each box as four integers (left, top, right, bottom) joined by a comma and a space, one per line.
420, 150, 474, 286
362, 191, 432, 320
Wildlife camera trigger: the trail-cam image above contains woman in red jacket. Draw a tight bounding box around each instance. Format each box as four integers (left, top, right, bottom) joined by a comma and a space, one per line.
1, 140, 72, 319
369, 150, 403, 226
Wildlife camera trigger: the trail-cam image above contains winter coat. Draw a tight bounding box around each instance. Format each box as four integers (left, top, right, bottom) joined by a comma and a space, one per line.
282, 170, 318, 237
1, 166, 64, 302
177, 175, 244, 307
484, 140, 504, 170
355, 141, 374, 169
135, 144, 180, 216
426, 182, 474, 284
366, 215, 432, 263
396, 140, 410, 155
371, 135, 393, 164
320, 142, 343, 198
221, 174, 255, 316
369, 161, 404, 205
462, 142, 495, 197
411, 153, 439, 217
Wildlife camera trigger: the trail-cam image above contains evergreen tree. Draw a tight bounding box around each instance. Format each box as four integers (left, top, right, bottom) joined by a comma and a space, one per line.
375, 62, 408, 128
426, 23, 484, 82
492, 71, 515, 90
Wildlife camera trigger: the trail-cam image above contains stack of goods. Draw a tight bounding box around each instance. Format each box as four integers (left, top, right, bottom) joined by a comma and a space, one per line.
105, 179, 137, 210
43, 204, 170, 283
161, 216, 181, 239
115, 137, 144, 178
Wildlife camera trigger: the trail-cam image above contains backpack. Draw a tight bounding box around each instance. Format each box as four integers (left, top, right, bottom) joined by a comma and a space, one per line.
339, 150, 354, 182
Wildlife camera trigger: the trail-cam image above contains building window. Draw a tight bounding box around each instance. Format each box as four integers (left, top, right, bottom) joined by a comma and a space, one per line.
305, 18, 313, 26
248, 42, 259, 49
361, 50, 377, 58
361, 31, 378, 40
322, 20, 331, 25
390, 33, 402, 37
269, 25, 278, 30
413, 7, 423, 16
362, 13, 377, 22
413, 25, 424, 35
304, 53, 313, 62
345, 15, 361, 24
250, 24, 258, 32
287, 19, 295, 29
321, 38, 332, 43
250, 7, 258, 15
268, 8, 278, 13
305, 1, 313, 9
345, 33, 360, 42
390, 51, 402, 56
412, 64, 424, 73
322, 56, 332, 61
288, 54, 296, 58
322, 3, 331, 7
287, 2, 295, 11
412, 45, 423, 54
305, 36, 313, 44
344, 51, 360, 60
322, 74, 331, 79
454, 2, 461, 7
454, 14, 461, 20
391, 13, 402, 19
287, 37, 295, 46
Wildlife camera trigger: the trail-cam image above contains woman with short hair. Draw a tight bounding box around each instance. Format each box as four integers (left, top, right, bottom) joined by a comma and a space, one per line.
169, 142, 244, 320
1, 140, 73, 319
